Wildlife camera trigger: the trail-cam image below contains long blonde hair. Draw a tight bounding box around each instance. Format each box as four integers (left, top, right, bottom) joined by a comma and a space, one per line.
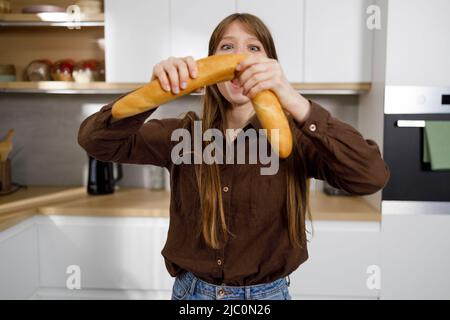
181, 13, 311, 249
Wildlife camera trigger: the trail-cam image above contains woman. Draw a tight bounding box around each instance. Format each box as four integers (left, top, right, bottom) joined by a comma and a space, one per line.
78, 13, 390, 300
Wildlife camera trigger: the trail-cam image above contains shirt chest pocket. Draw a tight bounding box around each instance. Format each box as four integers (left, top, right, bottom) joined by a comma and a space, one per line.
250, 173, 286, 226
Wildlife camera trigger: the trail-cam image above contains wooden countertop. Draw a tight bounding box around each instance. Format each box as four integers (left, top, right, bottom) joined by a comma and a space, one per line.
0, 186, 380, 232
0, 186, 86, 232
38, 188, 170, 217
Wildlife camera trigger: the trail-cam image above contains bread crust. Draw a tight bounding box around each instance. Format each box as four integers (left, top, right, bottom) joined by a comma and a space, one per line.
111, 54, 293, 158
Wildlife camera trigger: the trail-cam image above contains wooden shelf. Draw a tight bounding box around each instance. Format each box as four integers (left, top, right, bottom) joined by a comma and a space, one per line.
0, 82, 137, 94
0, 81, 371, 95
291, 82, 371, 95
0, 13, 104, 27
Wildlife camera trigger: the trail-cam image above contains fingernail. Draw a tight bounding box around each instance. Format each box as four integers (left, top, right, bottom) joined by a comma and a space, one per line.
192, 71, 197, 78
165, 85, 171, 92
236, 64, 241, 71
181, 82, 187, 89
173, 87, 179, 94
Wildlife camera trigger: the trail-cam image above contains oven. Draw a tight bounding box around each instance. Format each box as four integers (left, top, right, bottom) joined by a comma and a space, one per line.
382, 86, 450, 215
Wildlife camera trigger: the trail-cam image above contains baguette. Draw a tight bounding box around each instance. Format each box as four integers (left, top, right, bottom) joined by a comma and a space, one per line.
111, 54, 293, 158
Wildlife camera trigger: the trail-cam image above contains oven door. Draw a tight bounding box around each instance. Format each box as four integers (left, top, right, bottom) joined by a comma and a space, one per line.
382, 113, 450, 211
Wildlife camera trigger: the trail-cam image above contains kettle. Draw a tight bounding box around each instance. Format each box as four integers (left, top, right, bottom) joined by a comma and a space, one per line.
87, 155, 123, 195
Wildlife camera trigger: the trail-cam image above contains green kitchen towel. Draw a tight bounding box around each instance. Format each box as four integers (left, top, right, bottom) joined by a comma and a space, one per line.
423, 121, 450, 170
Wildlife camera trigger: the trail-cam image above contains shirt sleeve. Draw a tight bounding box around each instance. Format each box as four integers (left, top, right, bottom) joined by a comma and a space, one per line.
292, 99, 390, 195
77, 92, 181, 168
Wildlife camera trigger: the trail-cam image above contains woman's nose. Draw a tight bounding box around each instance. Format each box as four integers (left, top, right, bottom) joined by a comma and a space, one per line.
233, 45, 247, 55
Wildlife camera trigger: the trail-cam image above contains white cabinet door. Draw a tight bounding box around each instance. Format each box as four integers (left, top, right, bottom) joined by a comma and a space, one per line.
289, 221, 381, 299
37, 216, 172, 292
381, 214, 450, 299
304, 0, 372, 83
170, 0, 236, 59
236, 0, 304, 82
0, 219, 39, 299
105, 0, 171, 82
385, 0, 450, 86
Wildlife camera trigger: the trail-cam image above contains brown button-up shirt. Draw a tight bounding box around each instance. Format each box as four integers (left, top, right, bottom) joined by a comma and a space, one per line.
78, 93, 390, 286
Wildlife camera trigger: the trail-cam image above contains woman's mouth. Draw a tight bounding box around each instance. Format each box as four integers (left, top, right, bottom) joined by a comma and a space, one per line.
230, 77, 242, 90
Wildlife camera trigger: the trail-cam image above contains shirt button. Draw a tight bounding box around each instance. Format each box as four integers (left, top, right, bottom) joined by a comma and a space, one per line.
309, 123, 317, 132
222, 186, 229, 193
217, 259, 223, 266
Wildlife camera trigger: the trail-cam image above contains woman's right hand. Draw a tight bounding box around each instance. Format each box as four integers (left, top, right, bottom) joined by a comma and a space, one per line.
151, 56, 198, 94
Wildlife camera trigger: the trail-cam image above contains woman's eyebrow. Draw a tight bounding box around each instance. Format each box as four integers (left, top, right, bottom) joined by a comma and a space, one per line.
220, 35, 260, 41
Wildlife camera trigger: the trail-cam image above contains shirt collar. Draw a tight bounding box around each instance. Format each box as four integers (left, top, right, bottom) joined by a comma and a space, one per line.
244, 111, 262, 131
244, 110, 295, 131
211, 109, 263, 131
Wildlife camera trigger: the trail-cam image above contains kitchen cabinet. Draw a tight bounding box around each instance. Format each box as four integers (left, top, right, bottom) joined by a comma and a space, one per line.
170, 0, 235, 59
304, 0, 373, 83
0, 216, 382, 299
36, 215, 172, 298
0, 218, 39, 299
381, 213, 450, 299
385, 0, 450, 86
33, 216, 381, 299
103, 0, 372, 89
236, 0, 304, 82
104, 0, 170, 82
105, 0, 234, 82
289, 220, 381, 299
0, 186, 382, 299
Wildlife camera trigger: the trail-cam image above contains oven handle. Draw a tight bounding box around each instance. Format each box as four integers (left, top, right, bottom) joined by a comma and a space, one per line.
396, 120, 425, 127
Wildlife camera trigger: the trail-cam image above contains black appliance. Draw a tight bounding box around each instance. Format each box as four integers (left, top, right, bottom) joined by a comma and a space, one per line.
382, 86, 450, 214
87, 155, 123, 195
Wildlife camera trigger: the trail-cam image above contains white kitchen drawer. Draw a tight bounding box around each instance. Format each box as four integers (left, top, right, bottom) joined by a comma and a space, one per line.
0, 219, 39, 299
381, 213, 450, 299
36, 215, 172, 291
289, 220, 381, 298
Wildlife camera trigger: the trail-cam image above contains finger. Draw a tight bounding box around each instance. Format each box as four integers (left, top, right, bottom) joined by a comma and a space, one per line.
153, 64, 171, 92
163, 61, 180, 94
183, 56, 198, 79
236, 55, 267, 72
246, 79, 273, 99
174, 59, 190, 90
239, 63, 269, 85
242, 72, 272, 96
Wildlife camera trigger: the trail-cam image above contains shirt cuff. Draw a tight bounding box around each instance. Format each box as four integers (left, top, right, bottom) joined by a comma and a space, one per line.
292, 99, 330, 136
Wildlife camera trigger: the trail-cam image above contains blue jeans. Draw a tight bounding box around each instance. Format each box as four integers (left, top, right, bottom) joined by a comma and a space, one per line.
171, 271, 292, 300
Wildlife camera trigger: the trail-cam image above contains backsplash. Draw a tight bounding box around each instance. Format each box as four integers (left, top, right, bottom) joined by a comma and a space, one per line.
0, 93, 359, 192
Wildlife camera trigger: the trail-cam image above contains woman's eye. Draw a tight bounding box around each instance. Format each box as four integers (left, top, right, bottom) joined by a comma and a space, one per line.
220, 44, 232, 50
249, 45, 261, 52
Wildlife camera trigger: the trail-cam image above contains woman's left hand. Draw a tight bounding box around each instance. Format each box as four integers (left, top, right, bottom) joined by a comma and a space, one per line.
237, 55, 311, 123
